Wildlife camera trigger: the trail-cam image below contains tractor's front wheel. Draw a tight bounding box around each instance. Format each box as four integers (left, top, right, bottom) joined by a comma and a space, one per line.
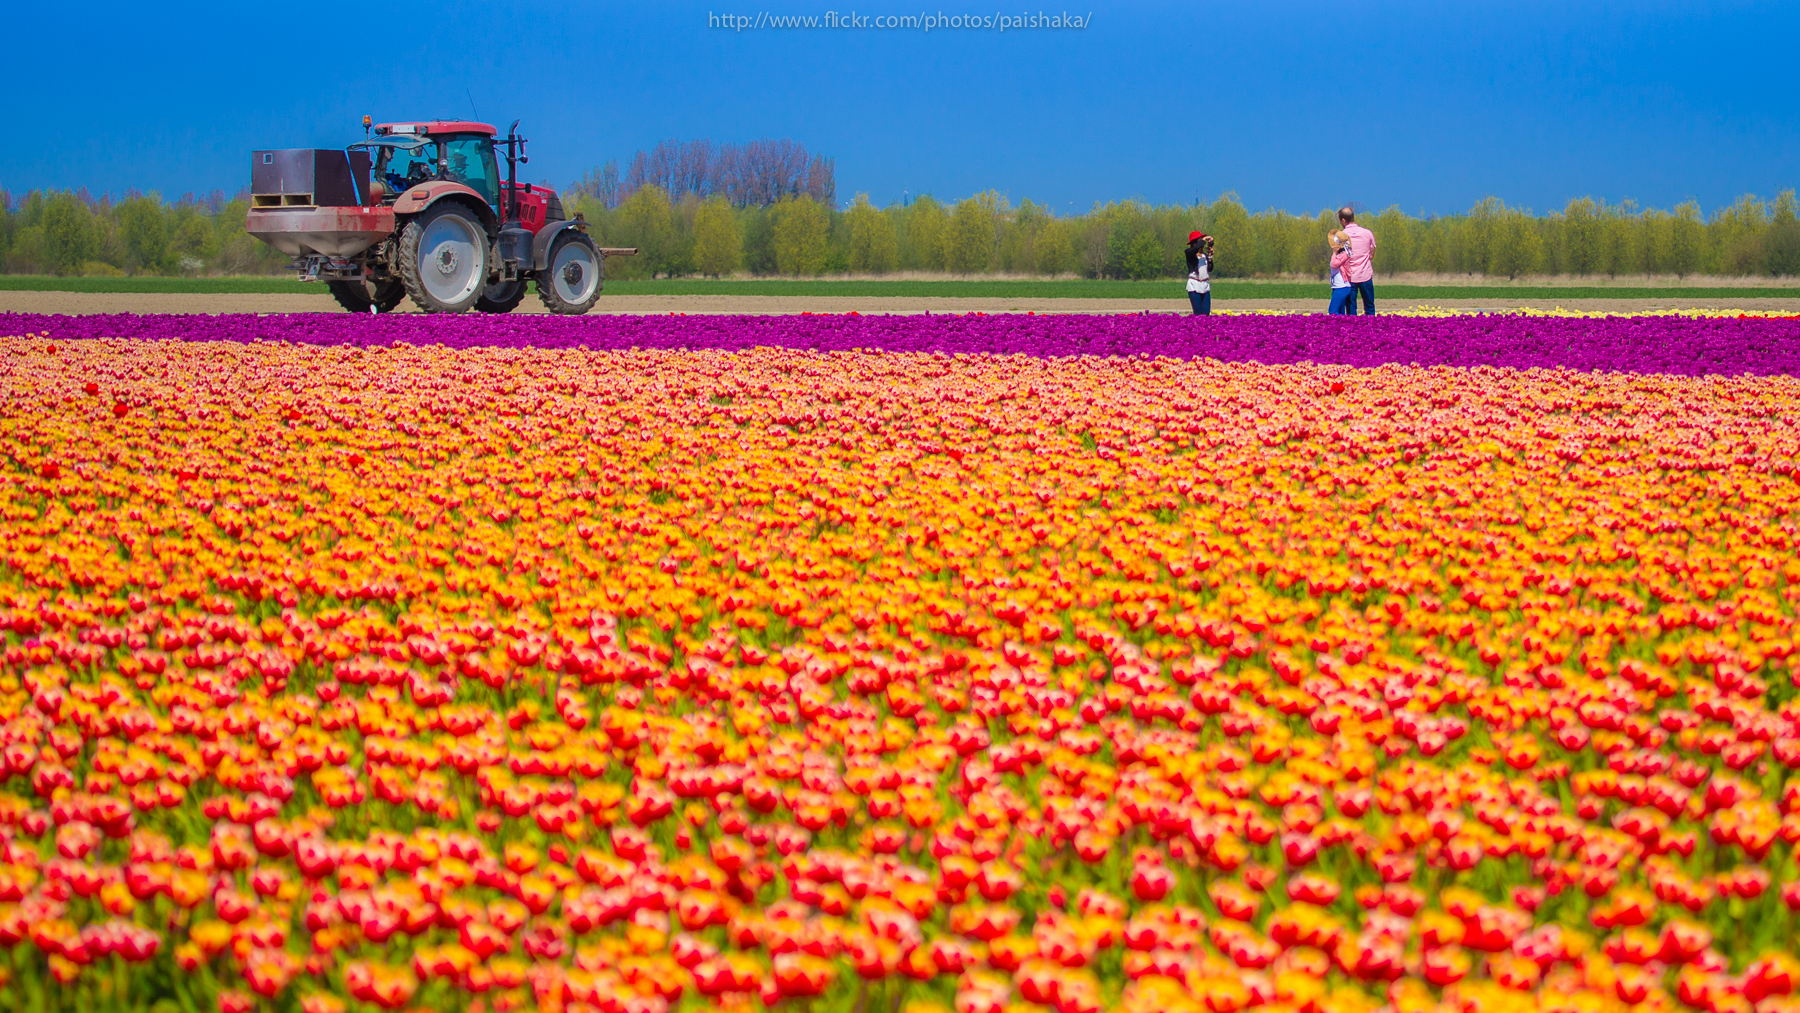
537, 232, 603, 315
475, 278, 528, 313
397, 202, 490, 314
326, 279, 406, 313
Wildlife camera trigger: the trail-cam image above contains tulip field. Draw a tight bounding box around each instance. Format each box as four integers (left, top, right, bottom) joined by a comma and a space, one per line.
4, 309, 1800, 1013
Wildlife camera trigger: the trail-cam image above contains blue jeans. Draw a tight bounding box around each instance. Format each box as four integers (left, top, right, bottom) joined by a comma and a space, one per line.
1350, 279, 1375, 315
1188, 289, 1211, 315
1328, 287, 1354, 314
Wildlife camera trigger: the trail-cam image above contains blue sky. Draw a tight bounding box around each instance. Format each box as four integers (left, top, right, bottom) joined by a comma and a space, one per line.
4, 0, 1795, 216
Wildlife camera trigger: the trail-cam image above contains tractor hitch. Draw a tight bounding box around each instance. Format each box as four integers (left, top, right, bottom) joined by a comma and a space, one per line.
289, 255, 368, 283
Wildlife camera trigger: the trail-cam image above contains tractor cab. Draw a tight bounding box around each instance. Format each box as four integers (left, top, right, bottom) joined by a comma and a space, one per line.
354, 121, 502, 210
360, 136, 433, 198
351, 120, 561, 233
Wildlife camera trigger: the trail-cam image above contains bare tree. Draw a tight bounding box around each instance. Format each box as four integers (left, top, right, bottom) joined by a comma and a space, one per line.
569, 161, 625, 207
805, 155, 835, 206
591, 139, 836, 209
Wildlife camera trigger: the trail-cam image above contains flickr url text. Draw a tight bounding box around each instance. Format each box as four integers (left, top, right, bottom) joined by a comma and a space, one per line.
707, 10, 1093, 32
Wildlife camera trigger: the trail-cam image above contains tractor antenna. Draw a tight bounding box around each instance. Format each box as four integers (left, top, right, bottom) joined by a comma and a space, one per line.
465, 88, 480, 121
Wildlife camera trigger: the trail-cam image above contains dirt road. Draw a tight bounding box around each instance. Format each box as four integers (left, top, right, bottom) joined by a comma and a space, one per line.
4, 291, 1799, 317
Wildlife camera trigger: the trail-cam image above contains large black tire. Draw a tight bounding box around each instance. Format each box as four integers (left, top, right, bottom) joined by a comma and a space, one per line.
396, 202, 491, 314
326, 279, 406, 313
537, 232, 603, 315
475, 278, 528, 313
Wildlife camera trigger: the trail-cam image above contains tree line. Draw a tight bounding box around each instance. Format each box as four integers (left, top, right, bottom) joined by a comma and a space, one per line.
4, 185, 1798, 279
577, 189, 1800, 280
0, 189, 286, 277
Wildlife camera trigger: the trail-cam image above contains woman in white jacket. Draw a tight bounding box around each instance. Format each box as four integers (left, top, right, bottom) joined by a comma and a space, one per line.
1184, 231, 1214, 316
1328, 230, 1354, 314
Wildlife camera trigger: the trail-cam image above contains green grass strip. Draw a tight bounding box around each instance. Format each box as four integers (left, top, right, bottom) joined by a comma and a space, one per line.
2, 274, 1797, 301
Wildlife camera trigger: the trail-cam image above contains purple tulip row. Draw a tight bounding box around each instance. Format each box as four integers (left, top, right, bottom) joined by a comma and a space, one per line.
7, 312, 1799, 377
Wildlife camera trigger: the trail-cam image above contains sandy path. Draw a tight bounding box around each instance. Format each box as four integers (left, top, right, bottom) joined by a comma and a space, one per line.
4, 291, 1799, 317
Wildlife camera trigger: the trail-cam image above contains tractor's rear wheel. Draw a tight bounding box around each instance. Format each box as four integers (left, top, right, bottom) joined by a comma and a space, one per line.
397, 202, 490, 314
326, 279, 406, 313
537, 232, 603, 315
475, 278, 528, 313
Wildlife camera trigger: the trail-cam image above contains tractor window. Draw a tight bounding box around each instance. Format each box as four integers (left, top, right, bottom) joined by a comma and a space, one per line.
374, 140, 439, 192
444, 136, 500, 208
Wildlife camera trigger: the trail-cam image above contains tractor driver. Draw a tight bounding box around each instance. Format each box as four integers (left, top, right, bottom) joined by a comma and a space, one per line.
382, 145, 434, 192
445, 148, 497, 205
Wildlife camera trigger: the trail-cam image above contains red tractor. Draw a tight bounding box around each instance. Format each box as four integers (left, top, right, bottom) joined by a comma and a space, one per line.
245, 118, 634, 314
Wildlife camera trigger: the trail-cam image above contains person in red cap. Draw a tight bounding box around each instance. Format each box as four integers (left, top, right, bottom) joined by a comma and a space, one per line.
1183, 230, 1215, 315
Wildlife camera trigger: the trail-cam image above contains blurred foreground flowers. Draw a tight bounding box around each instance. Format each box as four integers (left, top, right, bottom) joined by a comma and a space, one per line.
1, 316, 1798, 1012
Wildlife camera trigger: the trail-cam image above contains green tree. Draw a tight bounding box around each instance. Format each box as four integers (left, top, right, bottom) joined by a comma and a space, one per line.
1000, 198, 1048, 273
16, 191, 50, 231
208, 196, 283, 275
170, 215, 217, 272
771, 195, 829, 276
1413, 218, 1452, 274
1711, 194, 1767, 276
740, 207, 777, 275
1767, 190, 1800, 276
1034, 218, 1078, 275
1558, 198, 1601, 275
1276, 211, 1314, 274
668, 193, 701, 276
40, 192, 95, 275
883, 206, 909, 268
1667, 200, 1704, 277
1368, 206, 1412, 275
212, 233, 266, 274
1595, 201, 1634, 276
1073, 209, 1110, 278
1264, 211, 1317, 276
903, 196, 947, 271
944, 193, 1000, 274
844, 194, 897, 274
1488, 209, 1545, 279
691, 196, 743, 277
6, 225, 48, 273
1202, 194, 1249, 277
1461, 197, 1507, 276
89, 204, 126, 273
0, 190, 12, 263
1119, 231, 1164, 280
1098, 200, 1154, 279
823, 208, 851, 274
1245, 210, 1288, 276
615, 185, 681, 278
1640, 209, 1678, 275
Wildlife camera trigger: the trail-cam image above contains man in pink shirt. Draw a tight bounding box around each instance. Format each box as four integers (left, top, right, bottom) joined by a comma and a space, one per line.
1338, 206, 1377, 315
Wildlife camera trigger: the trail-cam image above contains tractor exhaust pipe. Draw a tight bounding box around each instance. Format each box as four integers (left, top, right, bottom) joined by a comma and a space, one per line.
506, 119, 521, 223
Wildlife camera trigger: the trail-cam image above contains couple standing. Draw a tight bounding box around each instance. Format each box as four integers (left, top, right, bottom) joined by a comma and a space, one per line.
1328, 207, 1376, 315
